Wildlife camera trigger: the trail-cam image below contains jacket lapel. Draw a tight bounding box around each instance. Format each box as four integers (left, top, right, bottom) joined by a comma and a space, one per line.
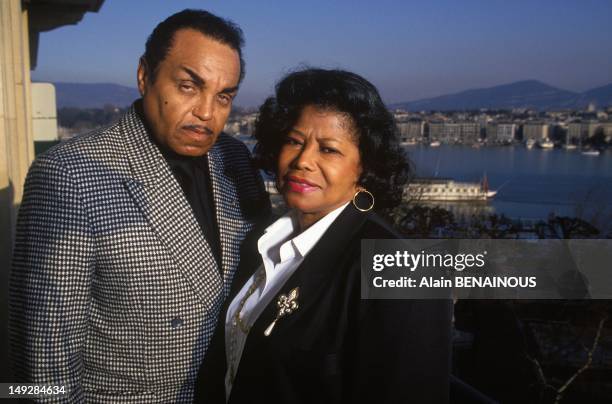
228, 217, 272, 299
249, 204, 371, 337
207, 142, 252, 294
120, 106, 223, 308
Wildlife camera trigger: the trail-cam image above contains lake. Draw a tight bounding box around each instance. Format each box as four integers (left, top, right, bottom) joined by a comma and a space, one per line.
405, 145, 612, 230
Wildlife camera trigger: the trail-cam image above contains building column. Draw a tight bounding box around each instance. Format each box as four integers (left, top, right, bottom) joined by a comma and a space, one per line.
0, 0, 35, 381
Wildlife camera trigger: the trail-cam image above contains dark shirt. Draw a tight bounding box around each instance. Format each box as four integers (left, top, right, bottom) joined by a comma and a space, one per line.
161, 148, 221, 268
136, 102, 221, 268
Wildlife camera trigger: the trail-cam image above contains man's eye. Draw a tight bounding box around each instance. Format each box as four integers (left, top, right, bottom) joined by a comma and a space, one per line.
218, 94, 232, 106
179, 83, 195, 93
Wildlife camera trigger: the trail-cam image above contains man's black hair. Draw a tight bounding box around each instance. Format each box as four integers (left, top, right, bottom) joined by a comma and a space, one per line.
143, 9, 245, 83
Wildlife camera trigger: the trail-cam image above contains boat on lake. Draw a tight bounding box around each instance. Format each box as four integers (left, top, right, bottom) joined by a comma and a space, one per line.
581, 149, 600, 156
406, 176, 496, 202
400, 138, 418, 146
538, 140, 554, 149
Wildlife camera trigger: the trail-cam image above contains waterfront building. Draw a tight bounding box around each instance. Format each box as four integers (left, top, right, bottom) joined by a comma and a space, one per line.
567, 120, 602, 144
459, 122, 481, 144
523, 122, 550, 142
397, 120, 425, 142
568, 122, 587, 144
428, 121, 445, 142
487, 123, 516, 143
441, 123, 461, 144
427, 122, 480, 144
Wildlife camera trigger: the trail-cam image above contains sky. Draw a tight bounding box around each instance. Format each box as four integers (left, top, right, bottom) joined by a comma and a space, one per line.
31, 0, 612, 108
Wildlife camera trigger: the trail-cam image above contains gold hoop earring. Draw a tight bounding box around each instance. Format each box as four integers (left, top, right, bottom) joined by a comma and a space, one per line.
352, 188, 374, 212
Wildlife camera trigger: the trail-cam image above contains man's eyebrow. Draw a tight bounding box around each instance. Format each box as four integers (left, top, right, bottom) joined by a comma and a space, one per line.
180, 66, 204, 86
181, 66, 239, 94
220, 85, 239, 95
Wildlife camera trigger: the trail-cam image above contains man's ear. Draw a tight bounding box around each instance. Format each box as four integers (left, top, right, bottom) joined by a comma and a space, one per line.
137, 57, 149, 96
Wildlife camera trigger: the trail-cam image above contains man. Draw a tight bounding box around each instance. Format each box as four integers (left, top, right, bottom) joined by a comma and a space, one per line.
9, 9, 268, 403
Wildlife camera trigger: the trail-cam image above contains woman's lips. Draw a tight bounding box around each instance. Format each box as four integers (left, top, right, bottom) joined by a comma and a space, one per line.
285, 176, 319, 193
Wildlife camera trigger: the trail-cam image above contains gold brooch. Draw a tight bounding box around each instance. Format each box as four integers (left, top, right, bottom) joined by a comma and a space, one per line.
264, 287, 300, 336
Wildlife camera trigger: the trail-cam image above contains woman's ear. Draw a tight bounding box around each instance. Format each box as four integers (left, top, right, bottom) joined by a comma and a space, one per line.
355, 162, 364, 190
355, 167, 365, 191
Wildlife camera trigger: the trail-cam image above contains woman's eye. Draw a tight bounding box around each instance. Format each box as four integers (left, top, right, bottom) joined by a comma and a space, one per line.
321, 147, 339, 154
285, 137, 302, 146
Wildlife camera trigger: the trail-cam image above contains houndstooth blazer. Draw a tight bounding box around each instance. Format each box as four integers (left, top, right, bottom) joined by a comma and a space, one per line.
9, 105, 269, 403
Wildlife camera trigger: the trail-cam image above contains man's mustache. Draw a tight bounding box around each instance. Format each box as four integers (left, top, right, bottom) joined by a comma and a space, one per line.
183, 125, 214, 135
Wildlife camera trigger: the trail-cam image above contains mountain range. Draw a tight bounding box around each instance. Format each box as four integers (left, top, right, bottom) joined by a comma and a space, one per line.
52, 82, 140, 108
391, 80, 612, 111
48, 80, 612, 111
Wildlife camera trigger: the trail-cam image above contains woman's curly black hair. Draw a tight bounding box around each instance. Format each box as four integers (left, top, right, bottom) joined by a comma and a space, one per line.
253, 68, 411, 211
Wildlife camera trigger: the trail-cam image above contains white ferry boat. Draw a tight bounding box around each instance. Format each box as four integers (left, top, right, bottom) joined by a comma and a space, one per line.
406, 176, 497, 202
538, 140, 554, 149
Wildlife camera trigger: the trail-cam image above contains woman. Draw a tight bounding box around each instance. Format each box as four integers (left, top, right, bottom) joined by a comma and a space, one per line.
195, 68, 451, 403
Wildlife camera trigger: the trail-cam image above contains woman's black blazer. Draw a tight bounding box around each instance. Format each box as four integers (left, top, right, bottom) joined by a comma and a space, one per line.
195, 203, 452, 404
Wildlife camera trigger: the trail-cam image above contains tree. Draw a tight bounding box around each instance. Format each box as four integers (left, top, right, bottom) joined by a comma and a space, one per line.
469, 213, 520, 239
536, 215, 600, 239
393, 204, 455, 237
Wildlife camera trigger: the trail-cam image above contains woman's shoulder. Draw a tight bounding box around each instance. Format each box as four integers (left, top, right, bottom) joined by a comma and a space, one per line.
357, 212, 402, 240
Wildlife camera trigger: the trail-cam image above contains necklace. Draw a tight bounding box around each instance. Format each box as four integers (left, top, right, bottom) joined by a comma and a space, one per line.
227, 269, 265, 384
233, 270, 265, 332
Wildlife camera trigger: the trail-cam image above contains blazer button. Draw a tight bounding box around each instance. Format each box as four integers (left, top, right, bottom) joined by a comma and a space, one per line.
170, 318, 184, 329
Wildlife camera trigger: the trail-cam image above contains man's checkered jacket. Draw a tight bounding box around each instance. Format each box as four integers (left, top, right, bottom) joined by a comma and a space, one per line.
9, 106, 269, 403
